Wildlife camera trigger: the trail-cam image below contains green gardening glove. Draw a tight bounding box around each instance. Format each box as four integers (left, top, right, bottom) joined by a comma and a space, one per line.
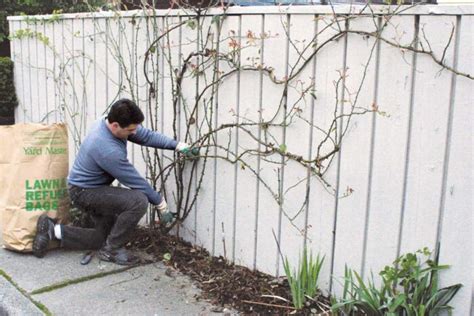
176, 142, 200, 159
159, 211, 176, 228
155, 198, 177, 228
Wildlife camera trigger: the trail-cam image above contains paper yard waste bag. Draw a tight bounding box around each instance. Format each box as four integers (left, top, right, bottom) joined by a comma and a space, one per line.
0, 123, 70, 252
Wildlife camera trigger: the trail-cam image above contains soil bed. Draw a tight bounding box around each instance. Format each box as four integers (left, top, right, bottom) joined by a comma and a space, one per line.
128, 227, 332, 315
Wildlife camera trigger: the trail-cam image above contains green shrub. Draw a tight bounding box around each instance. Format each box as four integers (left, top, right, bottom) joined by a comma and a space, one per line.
1, 1, 106, 53
0, 57, 18, 117
331, 248, 462, 316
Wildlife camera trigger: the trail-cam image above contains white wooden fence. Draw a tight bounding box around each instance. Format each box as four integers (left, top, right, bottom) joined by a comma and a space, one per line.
8, 5, 473, 313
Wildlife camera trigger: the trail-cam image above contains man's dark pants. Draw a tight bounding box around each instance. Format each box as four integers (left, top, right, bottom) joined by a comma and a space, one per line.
63, 185, 148, 250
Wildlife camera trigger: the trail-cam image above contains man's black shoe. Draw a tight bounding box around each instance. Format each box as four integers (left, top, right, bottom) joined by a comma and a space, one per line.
32, 214, 56, 258
97, 245, 139, 266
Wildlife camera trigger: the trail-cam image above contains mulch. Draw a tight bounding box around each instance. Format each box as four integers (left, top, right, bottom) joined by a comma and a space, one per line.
127, 226, 332, 315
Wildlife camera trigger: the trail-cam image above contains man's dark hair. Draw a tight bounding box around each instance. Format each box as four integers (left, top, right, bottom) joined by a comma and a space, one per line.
107, 99, 144, 128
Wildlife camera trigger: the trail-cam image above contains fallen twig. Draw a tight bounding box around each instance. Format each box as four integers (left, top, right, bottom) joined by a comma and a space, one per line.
241, 299, 296, 310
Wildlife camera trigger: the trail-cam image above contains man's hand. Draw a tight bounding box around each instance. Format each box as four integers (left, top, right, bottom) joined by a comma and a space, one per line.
155, 198, 176, 228
176, 142, 200, 159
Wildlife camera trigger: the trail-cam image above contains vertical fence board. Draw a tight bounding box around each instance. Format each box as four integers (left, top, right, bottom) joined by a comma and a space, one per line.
58, 20, 67, 125
141, 15, 155, 224
134, 16, 152, 218
210, 15, 220, 256
20, 20, 29, 123
213, 15, 241, 260
305, 15, 343, 291
121, 17, 137, 169
24, 21, 34, 122
77, 18, 87, 139
105, 17, 122, 106
332, 16, 378, 290
176, 13, 187, 185
280, 13, 316, 276
61, 19, 80, 166
438, 15, 473, 316
162, 15, 181, 224
68, 18, 82, 146
193, 15, 216, 252
71, 18, 86, 144
363, 15, 415, 277
233, 15, 244, 264
82, 19, 97, 137
34, 20, 48, 123
255, 13, 288, 275
399, 15, 456, 255
235, 14, 265, 269
93, 18, 109, 117
31, 21, 41, 122
141, 15, 156, 209
19, 20, 27, 123
51, 22, 58, 122
178, 15, 199, 241
43, 20, 56, 123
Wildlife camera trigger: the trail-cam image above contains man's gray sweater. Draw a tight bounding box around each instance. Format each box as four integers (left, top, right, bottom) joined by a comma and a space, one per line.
68, 118, 177, 205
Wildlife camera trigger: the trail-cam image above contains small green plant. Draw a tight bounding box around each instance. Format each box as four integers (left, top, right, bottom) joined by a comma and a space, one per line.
331, 267, 402, 315
283, 248, 325, 309
381, 247, 462, 315
331, 248, 462, 315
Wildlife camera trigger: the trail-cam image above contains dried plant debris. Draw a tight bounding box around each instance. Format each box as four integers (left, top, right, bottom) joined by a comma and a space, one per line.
128, 227, 331, 315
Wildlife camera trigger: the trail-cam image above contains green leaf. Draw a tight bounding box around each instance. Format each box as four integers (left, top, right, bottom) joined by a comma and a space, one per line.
418, 304, 426, 316
163, 253, 171, 261
186, 19, 197, 30
388, 294, 406, 312
426, 284, 462, 310
279, 144, 287, 153
211, 15, 221, 25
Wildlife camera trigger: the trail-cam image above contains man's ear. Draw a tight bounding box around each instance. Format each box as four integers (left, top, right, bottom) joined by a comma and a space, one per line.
111, 122, 120, 129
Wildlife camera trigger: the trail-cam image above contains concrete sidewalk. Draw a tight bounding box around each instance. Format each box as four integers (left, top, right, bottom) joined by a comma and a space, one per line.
0, 246, 232, 315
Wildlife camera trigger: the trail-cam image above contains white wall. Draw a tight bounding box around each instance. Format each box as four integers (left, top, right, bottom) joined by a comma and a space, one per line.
8, 5, 473, 313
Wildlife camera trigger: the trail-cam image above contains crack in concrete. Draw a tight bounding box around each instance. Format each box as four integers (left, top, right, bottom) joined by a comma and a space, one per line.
1, 268, 51, 315
29, 265, 136, 295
